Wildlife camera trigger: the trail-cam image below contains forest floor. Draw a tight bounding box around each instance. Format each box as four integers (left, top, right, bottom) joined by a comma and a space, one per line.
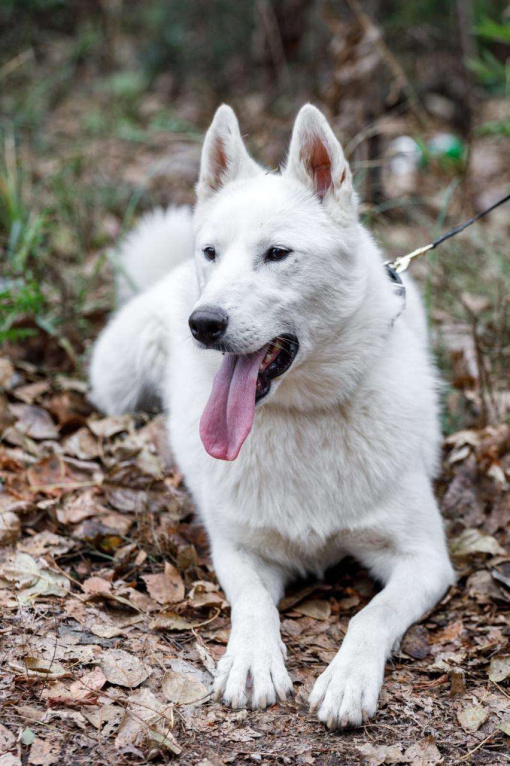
0, 352, 510, 766
1, 23, 510, 766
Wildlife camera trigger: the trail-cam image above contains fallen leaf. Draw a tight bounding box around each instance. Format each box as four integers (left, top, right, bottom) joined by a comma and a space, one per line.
196, 641, 216, 675
43, 710, 87, 730
10, 657, 68, 680
88, 415, 132, 438
12, 380, 50, 404
497, 719, 510, 736
489, 655, 510, 683
115, 687, 181, 754
82, 704, 124, 739
10, 404, 58, 440
17, 531, 74, 557
0, 358, 15, 389
0, 756, 21, 766
0, 724, 16, 754
0, 511, 21, 545
162, 659, 212, 705
149, 612, 198, 631
356, 742, 404, 765
0, 553, 67, 602
89, 612, 144, 639
189, 581, 224, 609
20, 728, 36, 746
63, 427, 100, 460
457, 704, 488, 732
28, 737, 60, 766
82, 576, 112, 597
69, 667, 107, 701
56, 489, 106, 524
402, 736, 442, 765
451, 528, 507, 558
101, 649, 150, 688
401, 625, 430, 659
294, 599, 331, 621
142, 561, 185, 605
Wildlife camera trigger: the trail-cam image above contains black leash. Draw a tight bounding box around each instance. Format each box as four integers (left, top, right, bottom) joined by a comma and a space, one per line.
386, 190, 510, 275
384, 190, 510, 322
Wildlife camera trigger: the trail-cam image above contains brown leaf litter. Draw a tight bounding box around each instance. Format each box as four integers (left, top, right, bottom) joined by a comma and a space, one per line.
0, 360, 509, 765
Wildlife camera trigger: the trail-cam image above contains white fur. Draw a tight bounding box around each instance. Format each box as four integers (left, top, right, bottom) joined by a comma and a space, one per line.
115, 205, 194, 305
89, 104, 454, 728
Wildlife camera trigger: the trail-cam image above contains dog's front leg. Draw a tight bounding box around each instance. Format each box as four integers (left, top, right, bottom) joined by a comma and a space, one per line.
309, 486, 454, 728
210, 534, 293, 709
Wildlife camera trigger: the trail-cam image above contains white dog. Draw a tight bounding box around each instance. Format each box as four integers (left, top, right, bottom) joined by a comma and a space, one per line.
90, 104, 454, 728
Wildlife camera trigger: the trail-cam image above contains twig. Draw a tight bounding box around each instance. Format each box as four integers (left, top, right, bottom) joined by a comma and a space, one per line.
256, 0, 290, 89
0, 48, 34, 81
458, 731, 498, 762
344, 0, 430, 128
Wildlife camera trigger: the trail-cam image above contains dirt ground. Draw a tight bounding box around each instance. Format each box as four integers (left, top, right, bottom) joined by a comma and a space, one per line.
1, 5, 510, 764
0, 358, 509, 766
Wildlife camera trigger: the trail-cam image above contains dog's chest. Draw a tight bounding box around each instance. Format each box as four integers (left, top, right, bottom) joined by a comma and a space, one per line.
170, 379, 397, 549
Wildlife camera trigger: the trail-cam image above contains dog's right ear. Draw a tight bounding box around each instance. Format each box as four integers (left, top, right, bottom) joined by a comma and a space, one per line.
196, 105, 261, 202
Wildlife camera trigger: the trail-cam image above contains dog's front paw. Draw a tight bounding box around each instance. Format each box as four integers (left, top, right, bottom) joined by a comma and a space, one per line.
309, 647, 384, 729
213, 632, 293, 710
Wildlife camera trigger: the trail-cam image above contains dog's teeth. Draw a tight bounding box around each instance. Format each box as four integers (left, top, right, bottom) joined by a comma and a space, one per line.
260, 344, 280, 372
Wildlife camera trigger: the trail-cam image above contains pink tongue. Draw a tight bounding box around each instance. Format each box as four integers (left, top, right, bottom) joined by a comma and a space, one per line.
200, 346, 269, 461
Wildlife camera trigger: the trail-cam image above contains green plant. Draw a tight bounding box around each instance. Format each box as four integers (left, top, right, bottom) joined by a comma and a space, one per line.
469, 12, 510, 94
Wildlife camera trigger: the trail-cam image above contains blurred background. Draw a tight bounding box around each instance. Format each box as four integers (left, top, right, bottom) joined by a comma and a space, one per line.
1, 0, 509, 432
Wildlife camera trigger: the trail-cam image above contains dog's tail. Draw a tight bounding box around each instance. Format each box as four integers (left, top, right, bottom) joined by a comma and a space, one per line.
89, 206, 194, 415
115, 205, 194, 305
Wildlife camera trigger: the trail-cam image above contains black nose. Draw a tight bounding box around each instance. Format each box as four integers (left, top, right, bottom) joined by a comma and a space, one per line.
188, 307, 229, 346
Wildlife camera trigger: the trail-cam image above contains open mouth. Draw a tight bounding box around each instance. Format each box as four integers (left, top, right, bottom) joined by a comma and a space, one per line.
255, 333, 299, 402
199, 333, 299, 462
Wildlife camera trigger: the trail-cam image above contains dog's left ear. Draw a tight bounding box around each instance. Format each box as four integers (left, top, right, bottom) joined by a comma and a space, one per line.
285, 104, 354, 207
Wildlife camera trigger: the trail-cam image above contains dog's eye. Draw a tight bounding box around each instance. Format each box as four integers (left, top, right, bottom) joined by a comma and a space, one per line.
203, 246, 216, 261
266, 246, 291, 262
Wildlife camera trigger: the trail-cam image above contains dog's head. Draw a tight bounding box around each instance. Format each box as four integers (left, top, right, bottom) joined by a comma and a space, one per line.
191, 105, 388, 461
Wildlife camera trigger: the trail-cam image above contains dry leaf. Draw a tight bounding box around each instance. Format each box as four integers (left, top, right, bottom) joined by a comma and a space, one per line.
82, 576, 112, 597
451, 528, 507, 558
0, 724, 16, 754
88, 415, 132, 438
161, 659, 212, 705
149, 612, 195, 631
294, 599, 331, 621
10, 404, 58, 440
142, 561, 185, 605
489, 655, 510, 683
0, 511, 21, 545
83, 704, 124, 740
356, 743, 404, 765
69, 667, 107, 701
115, 687, 181, 754
401, 625, 430, 659
56, 489, 106, 524
402, 736, 442, 766
0, 358, 15, 389
0, 756, 21, 766
101, 648, 150, 687
63, 427, 100, 460
28, 737, 60, 766
12, 380, 50, 404
457, 704, 488, 732
0, 553, 67, 602
497, 719, 510, 736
